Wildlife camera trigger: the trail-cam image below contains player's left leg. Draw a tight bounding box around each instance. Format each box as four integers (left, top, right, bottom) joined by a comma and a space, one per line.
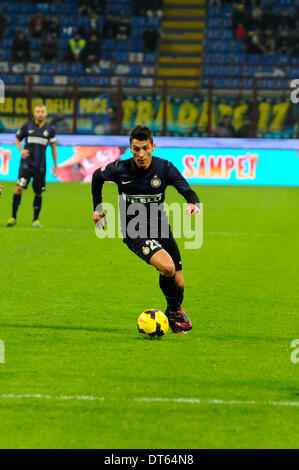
32, 173, 45, 227
159, 233, 192, 332
175, 270, 184, 306
150, 250, 192, 333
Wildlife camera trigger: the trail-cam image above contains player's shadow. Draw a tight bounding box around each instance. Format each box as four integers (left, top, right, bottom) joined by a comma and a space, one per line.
0, 322, 130, 335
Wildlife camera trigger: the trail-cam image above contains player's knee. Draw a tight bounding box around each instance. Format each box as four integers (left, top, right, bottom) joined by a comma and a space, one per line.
15, 186, 23, 195
176, 279, 184, 291
160, 262, 176, 277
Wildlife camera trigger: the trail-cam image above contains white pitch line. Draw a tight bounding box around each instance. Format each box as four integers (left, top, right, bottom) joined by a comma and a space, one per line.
135, 397, 299, 407
0, 394, 299, 407
0, 393, 104, 402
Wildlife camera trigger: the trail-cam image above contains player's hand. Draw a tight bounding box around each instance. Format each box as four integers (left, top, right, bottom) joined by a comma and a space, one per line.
0, 185, 3, 195
21, 149, 30, 159
93, 211, 107, 227
186, 204, 200, 215
52, 167, 58, 178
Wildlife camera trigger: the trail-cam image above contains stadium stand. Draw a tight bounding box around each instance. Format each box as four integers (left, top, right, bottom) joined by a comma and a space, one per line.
203, 0, 299, 88
0, 0, 161, 86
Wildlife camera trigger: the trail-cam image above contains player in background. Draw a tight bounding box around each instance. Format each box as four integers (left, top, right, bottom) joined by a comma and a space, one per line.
92, 126, 200, 335
6, 105, 58, 228
0, 185, 3, 195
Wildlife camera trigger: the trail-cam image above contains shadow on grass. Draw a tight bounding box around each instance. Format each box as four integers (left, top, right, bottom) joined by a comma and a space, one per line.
0, 322, 131, 335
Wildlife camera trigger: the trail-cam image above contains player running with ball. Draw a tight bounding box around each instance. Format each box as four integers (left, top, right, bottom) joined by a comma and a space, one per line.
92, 126, 200, 334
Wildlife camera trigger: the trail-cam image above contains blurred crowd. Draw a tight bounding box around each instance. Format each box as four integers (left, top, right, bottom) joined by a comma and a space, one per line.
0, 0, 162, 66
209, 0, 299, 58
233, 4, 299, 58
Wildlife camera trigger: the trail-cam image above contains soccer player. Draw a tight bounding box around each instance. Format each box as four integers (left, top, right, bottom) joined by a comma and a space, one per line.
0, 185, 3, 195
92, 126, 200, 334
6, 104, 58, 228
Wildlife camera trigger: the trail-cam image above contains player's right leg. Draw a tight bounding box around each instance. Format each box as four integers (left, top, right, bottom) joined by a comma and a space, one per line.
6, 184, 25, 227
6, 170, 31, 227
149, 250, 192, 333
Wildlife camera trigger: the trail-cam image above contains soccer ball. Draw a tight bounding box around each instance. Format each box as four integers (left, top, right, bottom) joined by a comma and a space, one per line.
137, 309, 169, 339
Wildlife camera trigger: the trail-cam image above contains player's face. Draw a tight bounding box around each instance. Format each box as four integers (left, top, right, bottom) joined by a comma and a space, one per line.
130, 139, 155, 169
34, 106, 47, 123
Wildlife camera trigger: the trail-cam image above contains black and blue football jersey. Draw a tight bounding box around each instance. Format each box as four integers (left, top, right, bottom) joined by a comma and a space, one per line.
92, 156, 200, 239
16, 120, 56, 174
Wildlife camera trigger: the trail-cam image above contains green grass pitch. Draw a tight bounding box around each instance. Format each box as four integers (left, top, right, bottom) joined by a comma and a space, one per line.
0, 180, 298, 449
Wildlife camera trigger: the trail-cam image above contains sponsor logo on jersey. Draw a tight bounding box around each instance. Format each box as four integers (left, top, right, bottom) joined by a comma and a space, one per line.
27, 136, 48, 146
150, 176, 161, 188
122, 193, 163, 204
142, 246, 150, 256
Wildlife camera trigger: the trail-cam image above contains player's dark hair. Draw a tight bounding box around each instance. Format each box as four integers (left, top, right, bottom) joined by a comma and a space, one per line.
129, 126, 153, 144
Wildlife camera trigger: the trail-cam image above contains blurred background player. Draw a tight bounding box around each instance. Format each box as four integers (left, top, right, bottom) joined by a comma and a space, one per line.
92, 125, 200, 334
6, 105, 58, 228
0, 185, 3, 195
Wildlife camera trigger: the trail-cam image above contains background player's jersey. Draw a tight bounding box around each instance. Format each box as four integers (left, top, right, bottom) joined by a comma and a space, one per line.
16, 121, 56, 173
92, 156, 200, 239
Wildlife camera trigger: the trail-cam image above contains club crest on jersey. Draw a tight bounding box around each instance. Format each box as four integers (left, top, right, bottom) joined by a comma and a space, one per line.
43, 129, 49, 137
142, 246, 150, 256
150, 176, 161, 188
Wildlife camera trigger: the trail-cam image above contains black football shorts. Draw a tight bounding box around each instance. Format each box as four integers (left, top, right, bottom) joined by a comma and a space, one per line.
123, 230, 183, 271
17, 168, 46, 193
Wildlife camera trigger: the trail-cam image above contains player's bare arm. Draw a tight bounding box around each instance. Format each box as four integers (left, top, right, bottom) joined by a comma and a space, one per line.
51, 142, 58, 177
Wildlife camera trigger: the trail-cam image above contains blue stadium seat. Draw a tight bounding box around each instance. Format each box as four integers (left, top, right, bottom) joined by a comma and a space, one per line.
69, 63, 84, 75
144, 53, 157, 63
39, 76, 54, 85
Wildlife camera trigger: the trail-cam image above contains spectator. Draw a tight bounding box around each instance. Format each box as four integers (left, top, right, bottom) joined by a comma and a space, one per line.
11, 32, 31, 61
262, 29, 276, 56
0, 9, 7, 40
78, 0, 106, 15
235, 116, 252, 138
232, 4, 248, 31
245, 28, 264, 54
213, 115, 236, 138
82, 33, 101, 68
262, 7, 278, 32
91, 0, 107, 15
291, 29, 299, 57
41, 33, 58, 62
146, 0, 163, 19
277, 29, 292, 56
77, 0, 92, 15
249, 7, 265, 31
132, 0, 146, 16
102, 13, 117, 39
51, 111, 70, 133
89, 11, 99, 35
209, 0, 221, 6
45, 16, 61, 37
68, 32, 86, 61
279, 9, 294, 31
28, 11, 47, 38
143, 26, 160, 53
235, 23, 247, 41
116, 16, 131, 40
